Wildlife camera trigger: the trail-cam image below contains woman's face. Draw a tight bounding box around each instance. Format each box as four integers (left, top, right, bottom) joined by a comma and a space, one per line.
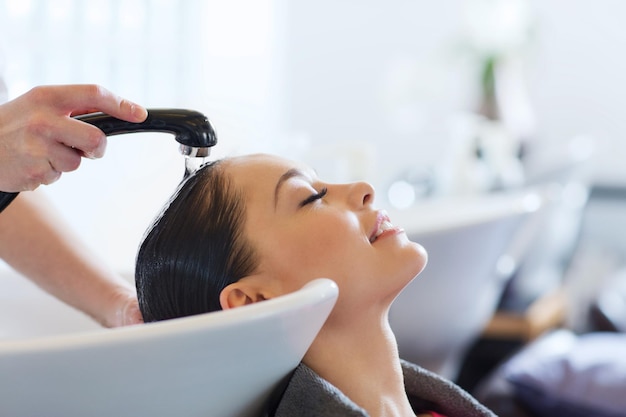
225, 154, 427, 310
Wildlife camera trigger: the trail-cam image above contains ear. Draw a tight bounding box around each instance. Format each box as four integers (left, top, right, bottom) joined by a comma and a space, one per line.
219, 278, 273, 310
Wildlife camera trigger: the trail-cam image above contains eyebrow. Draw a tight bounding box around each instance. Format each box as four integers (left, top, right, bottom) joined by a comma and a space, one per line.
274, 168, 306, 208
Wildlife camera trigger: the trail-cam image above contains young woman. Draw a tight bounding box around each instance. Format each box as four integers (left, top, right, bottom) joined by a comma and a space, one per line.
136, 153, 496, 417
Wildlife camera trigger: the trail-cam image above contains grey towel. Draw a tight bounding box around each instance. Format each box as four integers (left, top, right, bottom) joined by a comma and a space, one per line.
401, 360, 497, 417
269, 361, 497, 417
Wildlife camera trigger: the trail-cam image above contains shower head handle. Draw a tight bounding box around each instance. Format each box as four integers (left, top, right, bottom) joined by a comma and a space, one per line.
0, 109, 218, 214
74, 108, 218, 152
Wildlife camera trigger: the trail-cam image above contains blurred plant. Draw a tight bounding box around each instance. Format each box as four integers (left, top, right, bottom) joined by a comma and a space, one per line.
431, 0, 539, 196
460, 0, 537, 130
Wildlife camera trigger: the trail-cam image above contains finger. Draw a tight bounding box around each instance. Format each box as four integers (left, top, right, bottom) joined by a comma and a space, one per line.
40, 165, 62, 186
26, 160, 62, 189
52, 117, 109, 159
52, 84, 148, 123
124, 302, 144, 326
47, 141, 83, 174
68, 108, 101, 117
15, 162, 56, 191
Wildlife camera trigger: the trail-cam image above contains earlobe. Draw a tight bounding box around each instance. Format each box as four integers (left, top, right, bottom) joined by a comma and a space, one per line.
219, 281, 269, 310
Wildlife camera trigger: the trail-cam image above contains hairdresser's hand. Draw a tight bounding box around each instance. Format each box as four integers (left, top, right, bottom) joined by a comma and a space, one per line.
104, 289, 144, 328
0, 84, 147, 192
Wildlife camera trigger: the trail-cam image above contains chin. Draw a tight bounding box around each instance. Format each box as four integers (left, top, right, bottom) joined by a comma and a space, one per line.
387, 250, 427, 306
386, 243, 428, 294
396, 234, 427, 271
408, 241, 428, 280
411, 237, 428, 266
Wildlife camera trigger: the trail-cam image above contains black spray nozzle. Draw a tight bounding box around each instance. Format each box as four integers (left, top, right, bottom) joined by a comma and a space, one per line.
74, 108, 218, 155
0, 108, 218, 213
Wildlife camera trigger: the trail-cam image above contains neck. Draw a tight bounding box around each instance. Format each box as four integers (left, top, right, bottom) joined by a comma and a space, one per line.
302, 306, 416, 417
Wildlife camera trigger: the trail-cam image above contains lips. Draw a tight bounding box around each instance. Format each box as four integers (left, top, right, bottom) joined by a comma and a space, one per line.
369, 210, 397, 243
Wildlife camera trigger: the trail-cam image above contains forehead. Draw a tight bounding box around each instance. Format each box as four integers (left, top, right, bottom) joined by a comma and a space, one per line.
226, 153, 294, 173
223, 153, 314, 199
225, 154, 311, 183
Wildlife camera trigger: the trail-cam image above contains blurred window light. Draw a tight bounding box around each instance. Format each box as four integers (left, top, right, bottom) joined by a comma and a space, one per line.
5, 0, 32, 18
0, 0, 211, 104
0, 0, 274, 104
46, 0, 73, 22
118, 1, 145, 29
204, 0, 272, 57
85, 1, 113, 27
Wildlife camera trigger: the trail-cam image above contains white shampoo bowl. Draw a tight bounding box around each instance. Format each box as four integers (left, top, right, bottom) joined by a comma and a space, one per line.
0, 278, 338, 417
388, 189, 544, 379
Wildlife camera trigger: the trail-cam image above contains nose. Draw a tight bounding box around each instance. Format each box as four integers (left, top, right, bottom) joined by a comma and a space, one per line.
346, 181, 375, 209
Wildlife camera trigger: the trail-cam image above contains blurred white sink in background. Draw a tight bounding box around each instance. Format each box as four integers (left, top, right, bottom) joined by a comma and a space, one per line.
387, 188, 545, 380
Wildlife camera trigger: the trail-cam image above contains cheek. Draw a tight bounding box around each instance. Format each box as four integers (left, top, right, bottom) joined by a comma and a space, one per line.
301, 215, 364, 259
261, 217, 363, 285
285, 228, 357, 273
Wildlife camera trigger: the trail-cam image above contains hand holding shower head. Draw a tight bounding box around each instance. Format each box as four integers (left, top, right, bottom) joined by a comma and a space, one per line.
0, 109, 218, 212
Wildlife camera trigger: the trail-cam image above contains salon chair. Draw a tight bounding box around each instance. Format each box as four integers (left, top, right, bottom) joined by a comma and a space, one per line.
0, 278, 338, 417
388, 188, 544, 380
473, 329, 626, 417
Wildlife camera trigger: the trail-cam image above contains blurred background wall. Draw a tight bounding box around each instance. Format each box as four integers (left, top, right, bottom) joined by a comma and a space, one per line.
0, 0, 624, 274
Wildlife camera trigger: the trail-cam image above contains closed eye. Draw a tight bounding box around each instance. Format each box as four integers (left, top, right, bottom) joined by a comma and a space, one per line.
300, 187, 328, 207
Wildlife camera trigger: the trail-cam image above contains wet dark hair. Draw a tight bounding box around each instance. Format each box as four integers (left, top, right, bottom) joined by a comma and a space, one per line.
135, 160, 258, 322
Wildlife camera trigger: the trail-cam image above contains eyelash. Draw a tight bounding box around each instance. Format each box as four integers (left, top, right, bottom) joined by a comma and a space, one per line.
300, 187, 328, 207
